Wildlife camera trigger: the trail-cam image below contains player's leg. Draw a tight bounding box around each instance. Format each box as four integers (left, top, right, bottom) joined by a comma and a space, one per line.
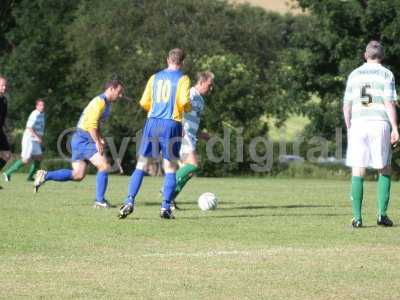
175, 150, 199, 198
372, 122, 393, 226
27, 141, 43, 181
34, 160, 86, 193
119, 119, 155, 219
0, 151, 11, 189
128, 156, 149, 202
89, 152, 112, 208
27, 156, 42, 181
376, 166, 393, 226
0, 130, 11, 171
346, 123, 368, 227
36, 160, 86, 187
351, 167, 365, 227
34, 132, 88, 192
0, 130, 12, 188
118, 156, 150, 218
4, 135, 33, 181
160, 158, 178, 218
3, 158, 26, 181
159, 120, 182, 219
0, 151, 10, 171
126, 120, 155, 204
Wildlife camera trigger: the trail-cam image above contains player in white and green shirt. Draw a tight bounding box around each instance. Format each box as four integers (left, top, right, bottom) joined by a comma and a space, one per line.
172, 71, 214, 209
3, 99, 45, 181
343, 41, 399, 228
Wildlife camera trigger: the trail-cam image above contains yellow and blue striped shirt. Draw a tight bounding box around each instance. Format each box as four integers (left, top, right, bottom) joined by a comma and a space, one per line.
77, 94, 111, 131
140, 69, 191, 122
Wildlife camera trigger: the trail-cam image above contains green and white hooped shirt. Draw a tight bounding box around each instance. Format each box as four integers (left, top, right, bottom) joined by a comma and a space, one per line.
24, 109, 45, 141
182, 87, 205, 143
344, 62, 397, 124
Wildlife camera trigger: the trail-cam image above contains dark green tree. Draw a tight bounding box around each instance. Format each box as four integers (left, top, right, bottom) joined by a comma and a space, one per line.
66, 0, 290, 174
0, 0, 18, 56
274, 0, 400, 140
0, 0, 80, 153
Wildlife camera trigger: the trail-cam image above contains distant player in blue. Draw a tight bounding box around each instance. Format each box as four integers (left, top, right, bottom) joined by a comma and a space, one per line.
34, 79, 124, 208
118, 48, 191, 219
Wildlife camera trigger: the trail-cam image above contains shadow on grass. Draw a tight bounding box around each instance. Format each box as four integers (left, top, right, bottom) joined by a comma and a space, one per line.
221, 204, 333, 210
350, 224, 398, 228
142, 201, 232, 207
178, 212, 348, 220
178, 203, 334, 211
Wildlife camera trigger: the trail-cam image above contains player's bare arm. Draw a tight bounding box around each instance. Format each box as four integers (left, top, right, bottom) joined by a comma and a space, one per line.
343, 103, 352, 130
384, 101, 399, 144
26, 127, 42, 144
88, 128, 104, 155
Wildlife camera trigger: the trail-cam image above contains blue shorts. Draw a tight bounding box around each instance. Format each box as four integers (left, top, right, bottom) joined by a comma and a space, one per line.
139, 118, 182, 161
71, 129, 98, 161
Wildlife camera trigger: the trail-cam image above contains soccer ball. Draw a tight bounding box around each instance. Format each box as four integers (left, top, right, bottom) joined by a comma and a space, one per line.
198, 192, 218, 211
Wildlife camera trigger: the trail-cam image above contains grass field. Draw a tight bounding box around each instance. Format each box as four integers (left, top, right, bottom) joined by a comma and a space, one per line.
1, 174, 400, 299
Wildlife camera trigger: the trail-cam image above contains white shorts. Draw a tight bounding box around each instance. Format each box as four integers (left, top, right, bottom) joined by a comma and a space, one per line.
21, 134, 42, 160
346, 121, 391, 169
180, 134, 197, 158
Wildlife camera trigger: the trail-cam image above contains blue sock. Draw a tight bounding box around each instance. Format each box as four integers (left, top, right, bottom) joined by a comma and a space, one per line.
162, 173, 176, 210
96, 171, 108, 202
125, 169, 145, 204
45, 169, 73, 182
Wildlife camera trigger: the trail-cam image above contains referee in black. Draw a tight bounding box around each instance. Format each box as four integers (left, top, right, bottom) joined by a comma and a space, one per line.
0, 75, 11, 188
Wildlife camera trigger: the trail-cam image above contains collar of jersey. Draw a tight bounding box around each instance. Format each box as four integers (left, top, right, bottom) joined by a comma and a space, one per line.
99, 93, 109, 102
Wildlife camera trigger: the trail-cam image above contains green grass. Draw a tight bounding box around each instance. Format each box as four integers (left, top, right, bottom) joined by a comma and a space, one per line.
1, 174, 400, 299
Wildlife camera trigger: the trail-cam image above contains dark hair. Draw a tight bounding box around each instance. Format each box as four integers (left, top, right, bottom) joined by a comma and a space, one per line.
104, 79, 124, 90
36, 98, 44, 105
168, 48, 186, 65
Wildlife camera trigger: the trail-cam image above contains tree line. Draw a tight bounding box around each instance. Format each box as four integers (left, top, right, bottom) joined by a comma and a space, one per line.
1, 0, 400, 175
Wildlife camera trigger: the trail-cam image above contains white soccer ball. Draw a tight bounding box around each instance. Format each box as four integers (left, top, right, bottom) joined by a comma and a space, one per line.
198, 192, 218, 211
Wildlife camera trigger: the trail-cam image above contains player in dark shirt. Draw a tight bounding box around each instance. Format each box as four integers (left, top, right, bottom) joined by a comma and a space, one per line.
0, 76, 11, 188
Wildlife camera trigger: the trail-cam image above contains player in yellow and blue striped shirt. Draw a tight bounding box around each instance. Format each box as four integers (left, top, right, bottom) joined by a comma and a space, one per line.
118, 48, 191, 219
34, 79, 124, 208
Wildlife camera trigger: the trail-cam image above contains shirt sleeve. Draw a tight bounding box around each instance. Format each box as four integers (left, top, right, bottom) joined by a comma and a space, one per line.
343, 73, 353, 104
85, 98, 106, 130
139, 75, 155, 112
383, 73, 397, 102
177, 75, 191, 112
26, 111, 38, 128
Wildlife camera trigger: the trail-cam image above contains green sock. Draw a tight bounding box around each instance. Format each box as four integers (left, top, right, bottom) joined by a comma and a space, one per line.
175, 164, 199, 196
378, 174, 391, 217
351, 176, 364, 221
27, 160, 41, 180
5, 160, 24, 177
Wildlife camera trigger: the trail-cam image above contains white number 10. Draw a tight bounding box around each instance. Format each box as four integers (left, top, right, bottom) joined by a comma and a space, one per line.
156, 80, 171, 103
